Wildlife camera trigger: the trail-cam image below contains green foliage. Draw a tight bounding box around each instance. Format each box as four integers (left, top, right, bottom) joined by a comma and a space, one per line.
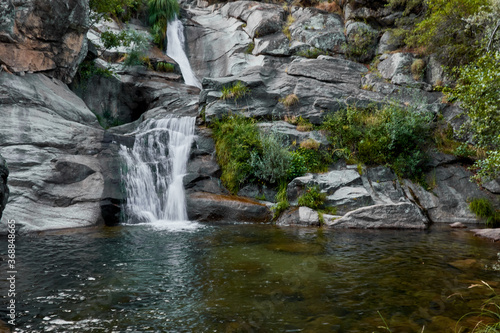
288, 151, 308, 180
469, 198, 500, 227
296, 47, 326, 59
386, 0, 424, 16
74, 60, 114, 91
447, 51, 500, 182
295, 147, 331, 173
297, 186, 326, 210
221, 81, 250, 101
89, 0, 141, 25
273, 181, 290, 220
211, 115, 261, 194
322, 104, 432, 179
406, 0, 486, 69
156, 62, 175, 72
249, 132, 291, 185
148, 0, 180, 48
245, 42, 255, 54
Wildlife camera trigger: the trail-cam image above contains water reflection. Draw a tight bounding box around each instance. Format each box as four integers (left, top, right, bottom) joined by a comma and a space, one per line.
0, 224, 499, 332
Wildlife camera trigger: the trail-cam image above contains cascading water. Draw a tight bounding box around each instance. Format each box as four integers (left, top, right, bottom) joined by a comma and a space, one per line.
166, 16, 202, 89
120, 117, 197, 228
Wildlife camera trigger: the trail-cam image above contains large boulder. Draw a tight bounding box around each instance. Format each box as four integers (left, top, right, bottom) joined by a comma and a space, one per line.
404, 165, 497, 223
289, 7, 346, 53
186, 192, 272, 223
0, 154, 8, 220
0, 73, 125, 232
276, 207, 320, 226
0, 0, 89, 83
326, 202, 429, 229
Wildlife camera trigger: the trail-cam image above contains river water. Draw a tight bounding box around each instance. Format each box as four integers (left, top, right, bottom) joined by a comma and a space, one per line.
1, 223, 499, 332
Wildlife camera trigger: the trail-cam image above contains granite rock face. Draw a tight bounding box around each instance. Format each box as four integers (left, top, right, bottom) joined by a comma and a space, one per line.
0, 0, 89, 83
0, 73, 127, 232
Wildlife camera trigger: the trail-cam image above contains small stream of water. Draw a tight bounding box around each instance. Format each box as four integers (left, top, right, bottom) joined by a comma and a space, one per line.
166, 16, 202, 89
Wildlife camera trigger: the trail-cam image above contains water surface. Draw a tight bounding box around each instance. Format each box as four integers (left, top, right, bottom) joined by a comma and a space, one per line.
1, 223, 499, 332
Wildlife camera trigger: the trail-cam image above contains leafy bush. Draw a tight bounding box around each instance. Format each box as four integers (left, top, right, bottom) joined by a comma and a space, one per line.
294, 147, 331, 173
298, 186, 326, 210
249, 131, 291, 185
322, 104, 432, 179
469, 198, 500, 227
405, 0, 485, 69
211, 115, 261, 194
288, 151, 308, 180
221, 81, 250, 101
74, 60, 114, 91
447, 51, 500, 183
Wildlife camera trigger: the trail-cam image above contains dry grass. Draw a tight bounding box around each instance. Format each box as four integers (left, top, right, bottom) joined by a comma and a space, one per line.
300, 138, 320, 149
283, 15, 295, 40
315, 1, 341, 14
411, 58, 426, 80
280, 93, 299, 108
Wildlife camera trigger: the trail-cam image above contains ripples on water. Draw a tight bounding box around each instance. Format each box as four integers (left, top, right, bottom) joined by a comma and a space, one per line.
1, 224, 499, 332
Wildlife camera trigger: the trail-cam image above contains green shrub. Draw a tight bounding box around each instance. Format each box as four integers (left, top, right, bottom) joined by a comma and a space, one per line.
447, 52, 500, 183
273, 181, 290, 220
322, 104, 432, 179
288, 151, 308, 180
74, 60, 114, 91
249, 131, 291, 185
296, 47, 325, 59
298, 186, 326, 210
405, 0, 485, 69
294, 147, 332, 173
221, 81, 250, 101
156, 62, 175, 72
343, 27, 378, 63
245, 42, 255, 54
469, 198, 500, 227
211, 115, 261, 193
148, 0, 180, 48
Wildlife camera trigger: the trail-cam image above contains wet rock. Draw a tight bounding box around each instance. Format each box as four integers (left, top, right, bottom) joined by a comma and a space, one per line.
275, 207, 320, 226
0, 0, 89, 83
470, 229, 500, 242
449, 258, 480, 270
186, 192, 272, 223
450, 222, 467, 228
326, 202, 429, 229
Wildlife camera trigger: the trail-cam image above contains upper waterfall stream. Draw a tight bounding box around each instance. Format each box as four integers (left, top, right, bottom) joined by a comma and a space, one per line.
120, 117, 197, 228
166, 17, 202, 89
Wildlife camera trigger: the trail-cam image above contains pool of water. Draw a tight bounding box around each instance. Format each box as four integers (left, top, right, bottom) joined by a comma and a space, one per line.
1, 223, 499, 332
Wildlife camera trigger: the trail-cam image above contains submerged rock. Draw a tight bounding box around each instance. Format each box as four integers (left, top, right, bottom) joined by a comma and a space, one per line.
470, 229, 500, 242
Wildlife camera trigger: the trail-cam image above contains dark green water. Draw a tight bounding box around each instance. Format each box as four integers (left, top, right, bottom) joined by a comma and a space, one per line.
1, 223, 500, 332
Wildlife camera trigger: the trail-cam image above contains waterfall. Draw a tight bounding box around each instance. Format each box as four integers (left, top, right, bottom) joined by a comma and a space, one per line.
166, 16, 202, 89
120, 117, 197, 228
